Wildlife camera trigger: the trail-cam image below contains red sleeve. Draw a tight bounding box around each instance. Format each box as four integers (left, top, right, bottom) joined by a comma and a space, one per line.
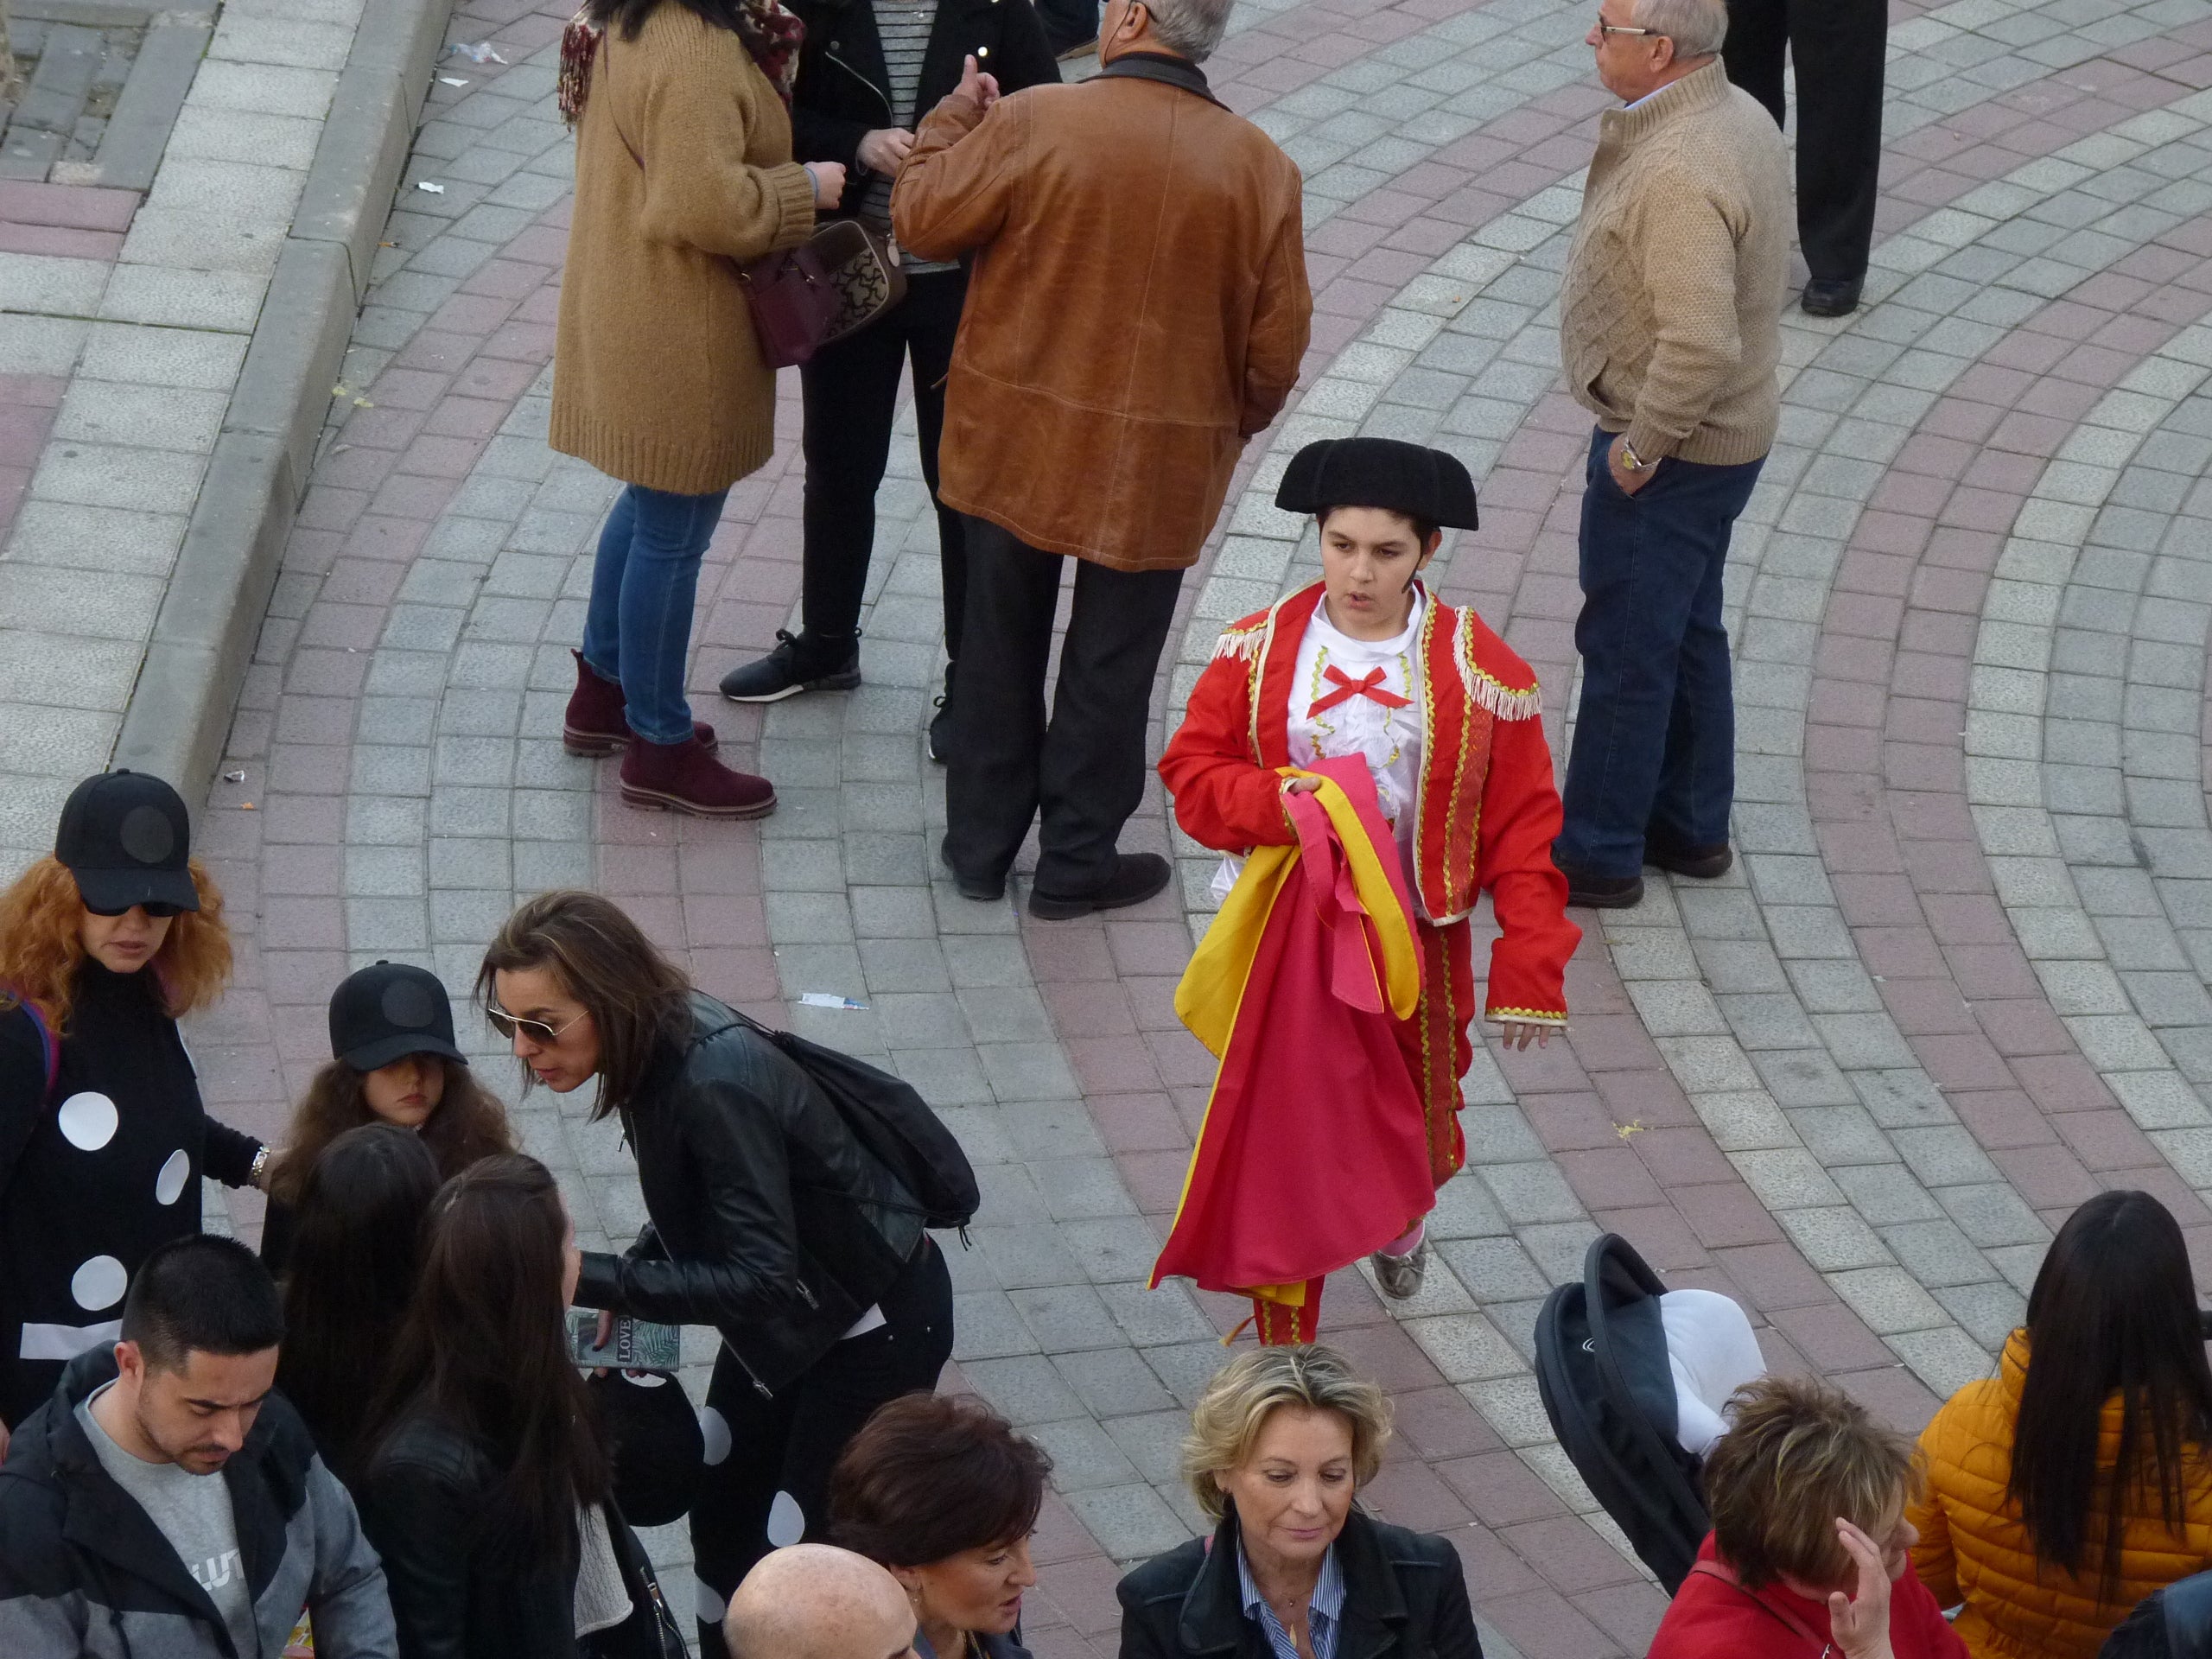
1159, 650, 1294, 853
1475, 710, 1579, 1022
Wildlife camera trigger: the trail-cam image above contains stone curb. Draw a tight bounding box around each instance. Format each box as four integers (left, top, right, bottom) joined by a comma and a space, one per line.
111, 0, 455, 811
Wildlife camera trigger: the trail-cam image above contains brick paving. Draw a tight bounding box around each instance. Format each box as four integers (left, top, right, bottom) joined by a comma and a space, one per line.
24, 0, 2203, 1652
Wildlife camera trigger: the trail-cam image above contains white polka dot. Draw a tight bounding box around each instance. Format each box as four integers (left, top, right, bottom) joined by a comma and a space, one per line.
694, 1575, 727, 1624
699, 1405, 731, 1467
154, 1150, 191, 1206
56, 1092, 118, 1152
766, 1490, 805, 1548
72, 1255, 127, 1313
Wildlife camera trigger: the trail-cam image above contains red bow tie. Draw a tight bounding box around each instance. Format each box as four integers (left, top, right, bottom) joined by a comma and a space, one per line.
1307, 664, 1412, 717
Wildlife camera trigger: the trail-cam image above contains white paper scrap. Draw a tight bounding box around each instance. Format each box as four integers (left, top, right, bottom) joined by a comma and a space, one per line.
797, 993, 868, 1010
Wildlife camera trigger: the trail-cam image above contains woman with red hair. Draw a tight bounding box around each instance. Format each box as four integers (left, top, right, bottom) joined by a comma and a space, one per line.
0, 771, 266, 1447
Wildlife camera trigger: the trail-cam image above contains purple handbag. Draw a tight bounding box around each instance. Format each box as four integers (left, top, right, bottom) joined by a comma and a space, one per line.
740, 219, 906, 369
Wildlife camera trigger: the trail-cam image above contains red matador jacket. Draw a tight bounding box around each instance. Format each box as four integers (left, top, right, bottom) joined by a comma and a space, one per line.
1153, 756, 1436, 1343
1160, 580, 1580, 1192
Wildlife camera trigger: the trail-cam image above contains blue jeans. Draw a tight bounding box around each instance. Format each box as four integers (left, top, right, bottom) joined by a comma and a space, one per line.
581, 482, 729, 746
1555, 427, 1764, 879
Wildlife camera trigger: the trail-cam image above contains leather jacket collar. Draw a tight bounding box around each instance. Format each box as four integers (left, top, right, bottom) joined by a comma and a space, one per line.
1177, 1506, 1408, 1659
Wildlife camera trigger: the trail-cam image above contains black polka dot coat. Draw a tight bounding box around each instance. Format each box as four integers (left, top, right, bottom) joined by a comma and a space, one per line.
0, 961, 264, 1427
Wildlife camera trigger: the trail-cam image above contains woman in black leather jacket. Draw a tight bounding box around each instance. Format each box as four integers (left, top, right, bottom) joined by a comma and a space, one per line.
480, 889, 955, 1659
359, 1154, 671, 1659
713, 0, 1056, 761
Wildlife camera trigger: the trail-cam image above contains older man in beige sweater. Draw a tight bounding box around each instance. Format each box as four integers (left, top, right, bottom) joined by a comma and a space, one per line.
1552, 0, 1789, 911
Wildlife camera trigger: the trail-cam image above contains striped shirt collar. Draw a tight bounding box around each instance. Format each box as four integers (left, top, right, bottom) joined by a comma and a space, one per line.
1236, 1542, 1344, 1659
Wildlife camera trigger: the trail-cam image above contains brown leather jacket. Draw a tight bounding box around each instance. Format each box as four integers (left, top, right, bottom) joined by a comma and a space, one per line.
892, 60, 1311, 572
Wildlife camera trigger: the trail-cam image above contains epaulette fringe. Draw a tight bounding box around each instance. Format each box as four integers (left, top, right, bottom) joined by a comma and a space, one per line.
1469, 673, 1541, 722
1211, 627, 1262, 662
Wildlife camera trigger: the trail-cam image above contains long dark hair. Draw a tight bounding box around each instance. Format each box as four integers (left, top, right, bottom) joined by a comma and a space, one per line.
588, 0, 761, 38
365, 1155, 609, 1566
477, 890, 691, 1122
268, 1058, 514, 1211
275, 1124, 440, 1482
2009, 1190, 2212, 1601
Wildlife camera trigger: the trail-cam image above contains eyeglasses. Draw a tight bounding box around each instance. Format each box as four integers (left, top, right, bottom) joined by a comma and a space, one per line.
1597, 19, 1657, 35
485, 1006, 590, 1044
83, 900, 184, 918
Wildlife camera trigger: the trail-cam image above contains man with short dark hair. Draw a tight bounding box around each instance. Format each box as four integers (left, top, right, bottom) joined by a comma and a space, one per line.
0, 1236, 397, 1657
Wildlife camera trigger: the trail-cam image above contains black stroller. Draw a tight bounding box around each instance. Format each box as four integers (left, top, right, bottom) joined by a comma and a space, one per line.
1534, 1233, 1760, 1594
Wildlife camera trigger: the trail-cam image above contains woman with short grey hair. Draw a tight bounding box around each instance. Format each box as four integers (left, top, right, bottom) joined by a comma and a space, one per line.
1116, 1345, 1484, 1659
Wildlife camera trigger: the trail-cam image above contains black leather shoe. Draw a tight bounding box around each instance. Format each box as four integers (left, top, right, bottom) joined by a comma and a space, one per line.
927, 663, 954, 765
1801, 277, 1863, 317
1645, 840, 1732, 880
938, 834, 1004, 903
1561, 870, 1644, 909
1029, 852, 1172, 920
719, 629, 861, 702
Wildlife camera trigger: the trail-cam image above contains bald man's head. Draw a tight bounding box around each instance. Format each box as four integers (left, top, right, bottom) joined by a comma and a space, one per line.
725, 1544, 918, 1659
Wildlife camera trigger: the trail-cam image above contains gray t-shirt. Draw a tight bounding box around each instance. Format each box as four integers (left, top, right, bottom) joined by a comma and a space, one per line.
78, 1383, 260, 1659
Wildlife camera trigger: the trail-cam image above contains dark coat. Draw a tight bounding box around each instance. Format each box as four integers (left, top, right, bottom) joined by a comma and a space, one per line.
573, 994, 925, 1397
2103, 1569, 2212, 1659
786, 0, 1058, 177
357, 1412, 579, 1659
1116, 1507, 1484, 1659
0, 1347, 396, 1659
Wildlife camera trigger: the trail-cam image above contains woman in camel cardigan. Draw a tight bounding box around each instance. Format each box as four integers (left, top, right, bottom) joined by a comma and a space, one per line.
554, 0, 843, 817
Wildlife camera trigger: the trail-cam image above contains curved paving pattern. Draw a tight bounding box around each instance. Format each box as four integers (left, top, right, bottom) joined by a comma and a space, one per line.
166, 0, 2212, 1655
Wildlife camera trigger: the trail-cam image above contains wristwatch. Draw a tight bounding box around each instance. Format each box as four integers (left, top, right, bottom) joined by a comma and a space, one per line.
1618, 436, 1649, 472
251, 1145, 270, 1189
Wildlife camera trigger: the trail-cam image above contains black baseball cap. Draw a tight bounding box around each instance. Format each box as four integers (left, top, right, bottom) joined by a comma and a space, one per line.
54, 770, 200, 915
329, 961, 469, 1073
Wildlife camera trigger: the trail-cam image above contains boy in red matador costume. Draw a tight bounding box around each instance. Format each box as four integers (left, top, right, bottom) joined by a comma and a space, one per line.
1155, 437, 1580, 1341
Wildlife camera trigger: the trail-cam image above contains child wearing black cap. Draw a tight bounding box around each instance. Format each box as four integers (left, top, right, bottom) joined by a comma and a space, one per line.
0, 770, 269, 1441
1158, 439, 1580, 1328
260, 961, 515, 1274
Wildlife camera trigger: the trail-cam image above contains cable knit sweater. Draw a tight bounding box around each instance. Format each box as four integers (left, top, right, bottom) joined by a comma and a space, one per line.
1559, 60, 1789, 467
550, 6, 817, 495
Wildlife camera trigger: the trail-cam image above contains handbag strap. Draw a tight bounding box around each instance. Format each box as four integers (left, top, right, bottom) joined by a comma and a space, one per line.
1688, 1561, 1834, 1656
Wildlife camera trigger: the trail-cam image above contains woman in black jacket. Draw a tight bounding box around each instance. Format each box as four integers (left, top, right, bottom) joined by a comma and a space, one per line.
359, 1154, 667, 1659
1118, 1344, 1484, 1659
480, 889, 955, 1659
715, 0, 1056, 760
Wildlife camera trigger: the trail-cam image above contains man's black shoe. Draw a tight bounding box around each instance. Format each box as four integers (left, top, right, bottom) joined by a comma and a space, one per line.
927, 663, 955, 765
719, 629, 861, 702
1645, 841, 1732, 880
1801, 277, 1863, 318
1561, 870, 1644, 909
1029, 852, 1172, 920
939, 834, 1004, 902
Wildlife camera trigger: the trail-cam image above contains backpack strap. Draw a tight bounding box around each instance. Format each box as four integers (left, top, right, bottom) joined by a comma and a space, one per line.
3, 991, 57, 1107
1688, 1560, 1833, 1655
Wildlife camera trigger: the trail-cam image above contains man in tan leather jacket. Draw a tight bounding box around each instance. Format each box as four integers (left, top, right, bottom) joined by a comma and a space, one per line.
893, 0, 1310, 920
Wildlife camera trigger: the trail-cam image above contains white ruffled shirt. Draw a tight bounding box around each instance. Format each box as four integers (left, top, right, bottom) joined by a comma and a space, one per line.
1211, 594, 1429, 910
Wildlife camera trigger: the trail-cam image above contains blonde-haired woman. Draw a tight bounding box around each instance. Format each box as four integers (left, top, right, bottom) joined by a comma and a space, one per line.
0, 772, 266, 1447
1116, 1344, 1484, 1659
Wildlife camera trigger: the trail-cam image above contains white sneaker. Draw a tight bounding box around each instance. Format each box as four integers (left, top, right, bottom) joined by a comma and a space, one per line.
1370, 1236, 1429, 1300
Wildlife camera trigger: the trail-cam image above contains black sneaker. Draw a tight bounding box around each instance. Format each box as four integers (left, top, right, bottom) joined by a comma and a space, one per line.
1029, 852, 1172, 921
927, 662, 955, 765
1561, 870, 1643, 909
719, 630, 861, 703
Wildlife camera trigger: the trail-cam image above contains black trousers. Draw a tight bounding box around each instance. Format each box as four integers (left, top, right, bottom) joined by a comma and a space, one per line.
944, 517, 1184, 894
1722, 0, 1885, 283
798, 268, 969, 654
691, 1241, 953, 1658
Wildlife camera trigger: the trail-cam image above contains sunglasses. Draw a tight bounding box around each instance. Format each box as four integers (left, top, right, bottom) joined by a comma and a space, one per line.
485, 1006, 589, 1044
82, 900, 185, 918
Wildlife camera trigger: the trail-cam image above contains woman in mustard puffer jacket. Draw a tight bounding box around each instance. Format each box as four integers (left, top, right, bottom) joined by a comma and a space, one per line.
1909, 1190, 2212, 1659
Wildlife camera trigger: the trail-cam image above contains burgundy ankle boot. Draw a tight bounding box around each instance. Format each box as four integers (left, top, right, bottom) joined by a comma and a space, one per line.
619, 734, 776, 819
563, 652, 719, 756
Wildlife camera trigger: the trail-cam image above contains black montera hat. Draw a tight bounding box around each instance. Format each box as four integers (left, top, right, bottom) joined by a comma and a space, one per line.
54, 770, 200, 915
589, 1369, 705, 1528
1275, 437, 1480, 530
328, 961, 468, 1073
